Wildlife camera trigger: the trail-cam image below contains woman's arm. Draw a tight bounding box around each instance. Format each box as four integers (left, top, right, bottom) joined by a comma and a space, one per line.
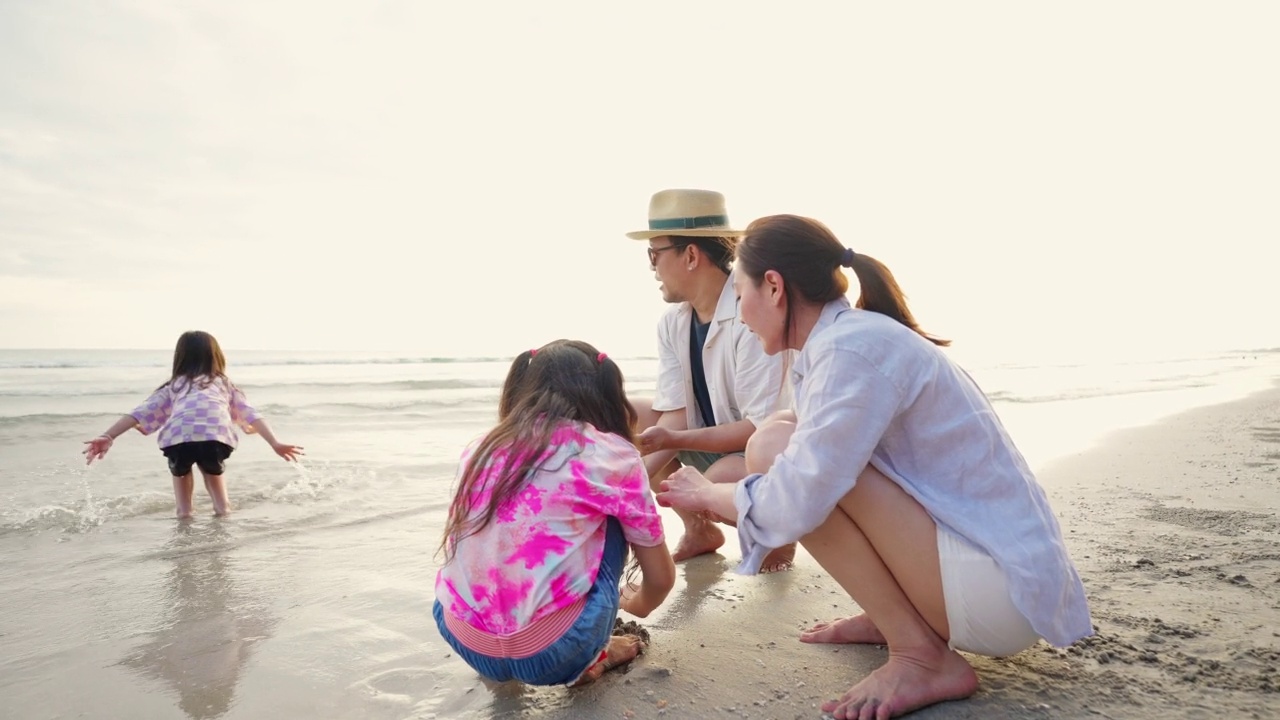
659, 347, 905, 571
656, 466, 737, 519
619, 542, 676, 618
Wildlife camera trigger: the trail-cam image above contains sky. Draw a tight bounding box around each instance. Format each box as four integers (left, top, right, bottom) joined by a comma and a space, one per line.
1, 1, 1277, 363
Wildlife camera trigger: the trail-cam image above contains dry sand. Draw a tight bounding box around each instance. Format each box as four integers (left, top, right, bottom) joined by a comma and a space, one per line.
452, 383, 1280, 719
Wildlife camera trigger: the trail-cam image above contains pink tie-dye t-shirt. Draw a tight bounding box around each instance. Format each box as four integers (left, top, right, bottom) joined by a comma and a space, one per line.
435, 421, 665, 635
130, 375, 261, 449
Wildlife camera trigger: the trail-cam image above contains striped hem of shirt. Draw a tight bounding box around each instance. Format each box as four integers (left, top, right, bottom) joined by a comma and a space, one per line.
442, 597, 587, 658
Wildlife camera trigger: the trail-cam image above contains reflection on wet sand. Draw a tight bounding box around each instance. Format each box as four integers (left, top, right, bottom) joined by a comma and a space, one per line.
475, 555, 737, 718
121, 523, 275, 719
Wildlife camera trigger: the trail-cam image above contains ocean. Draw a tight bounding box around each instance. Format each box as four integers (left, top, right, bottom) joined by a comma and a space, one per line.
1, 346, 1277, 718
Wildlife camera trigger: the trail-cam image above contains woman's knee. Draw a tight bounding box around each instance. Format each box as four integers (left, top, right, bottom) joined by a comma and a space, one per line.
745, 413, 797, 474
767, 409, 797, 425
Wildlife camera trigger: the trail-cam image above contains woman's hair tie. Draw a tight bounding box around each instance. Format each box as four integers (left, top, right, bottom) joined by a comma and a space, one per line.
529, 348, 538, 357
596, 352, 607, 364
841, 247, 857, 267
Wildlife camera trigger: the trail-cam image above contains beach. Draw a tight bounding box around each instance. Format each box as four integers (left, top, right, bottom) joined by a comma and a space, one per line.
4, 2, 1279, 717
464, 382, 1280, 720
1, 350, 1278, 719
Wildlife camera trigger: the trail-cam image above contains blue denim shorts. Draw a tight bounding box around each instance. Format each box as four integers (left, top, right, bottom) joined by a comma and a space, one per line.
434, 517, 627, 686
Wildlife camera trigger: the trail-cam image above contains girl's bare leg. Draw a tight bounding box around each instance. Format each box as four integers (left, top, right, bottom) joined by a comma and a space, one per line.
172, 474, 195, 520
200, 471, 231, 516
747, 412, 978, 719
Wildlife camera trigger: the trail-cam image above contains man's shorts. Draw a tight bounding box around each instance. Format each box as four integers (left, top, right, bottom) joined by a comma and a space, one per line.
676, 450, 744, 474
162, 441, 234, 477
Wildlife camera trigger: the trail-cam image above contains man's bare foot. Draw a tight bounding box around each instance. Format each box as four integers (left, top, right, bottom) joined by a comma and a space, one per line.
821, 648, 979, 719
800, 614, 887, 645
671, 521, 725, 562
176, 511, 193, 521
571, 634, 646, 686
759, 543, 795, 573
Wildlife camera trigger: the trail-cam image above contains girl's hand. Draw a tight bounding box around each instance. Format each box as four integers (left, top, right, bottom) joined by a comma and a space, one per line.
636, 426, 670, 454
83, 435, 113, 465
271, 442, 305, 462
656, 466, 712, 512
619, 582, 642, 616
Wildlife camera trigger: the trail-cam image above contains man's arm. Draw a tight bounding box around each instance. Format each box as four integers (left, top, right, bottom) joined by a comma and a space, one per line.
641, 409, 686, 479
638, 416, 755, 456
663, 419, 755, 454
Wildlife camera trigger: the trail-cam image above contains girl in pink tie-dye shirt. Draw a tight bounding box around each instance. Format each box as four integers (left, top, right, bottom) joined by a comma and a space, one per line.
434, 340, 676, 687
83, 331, 303, 519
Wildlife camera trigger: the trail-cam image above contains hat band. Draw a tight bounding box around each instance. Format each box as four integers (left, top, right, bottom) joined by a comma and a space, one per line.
648, 214, 729, 231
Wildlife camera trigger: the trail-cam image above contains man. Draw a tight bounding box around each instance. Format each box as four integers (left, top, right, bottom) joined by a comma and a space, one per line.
626, 188, 794, 573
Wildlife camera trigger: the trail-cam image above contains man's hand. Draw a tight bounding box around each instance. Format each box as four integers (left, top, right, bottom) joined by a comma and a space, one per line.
636, 426, 673, 455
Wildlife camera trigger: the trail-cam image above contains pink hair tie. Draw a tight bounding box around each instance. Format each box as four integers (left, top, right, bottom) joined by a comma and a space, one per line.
529, 349, 538, 357
597, 352, 607, 363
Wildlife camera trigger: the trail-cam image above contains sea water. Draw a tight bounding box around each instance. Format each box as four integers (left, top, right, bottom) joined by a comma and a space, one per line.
0, 346, 1276, 718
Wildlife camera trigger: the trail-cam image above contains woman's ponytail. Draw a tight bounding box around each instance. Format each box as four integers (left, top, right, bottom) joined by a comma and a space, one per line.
847, 252, 949, 347
740, 215, 948, 347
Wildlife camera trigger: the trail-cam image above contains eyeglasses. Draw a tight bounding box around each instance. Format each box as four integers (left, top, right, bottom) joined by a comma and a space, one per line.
647, 244, 683, 267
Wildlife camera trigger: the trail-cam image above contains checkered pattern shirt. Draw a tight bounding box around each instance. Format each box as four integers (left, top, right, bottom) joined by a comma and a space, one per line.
130, 375, 261, 449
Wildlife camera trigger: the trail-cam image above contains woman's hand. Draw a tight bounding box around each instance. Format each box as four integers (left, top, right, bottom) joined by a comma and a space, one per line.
83, 435, 113, 465
271, 442, 305, 462
636, 426, 672, 454
655, 466, 713, 512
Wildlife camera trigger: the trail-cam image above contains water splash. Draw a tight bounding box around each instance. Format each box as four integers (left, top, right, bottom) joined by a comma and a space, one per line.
0, 466, 172, 536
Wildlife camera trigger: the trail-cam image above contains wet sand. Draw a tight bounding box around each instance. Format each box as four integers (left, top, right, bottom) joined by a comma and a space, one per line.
451, 383, 1280, 719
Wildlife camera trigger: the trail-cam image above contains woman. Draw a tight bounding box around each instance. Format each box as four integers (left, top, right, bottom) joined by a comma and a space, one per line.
656, 215, 1091, 719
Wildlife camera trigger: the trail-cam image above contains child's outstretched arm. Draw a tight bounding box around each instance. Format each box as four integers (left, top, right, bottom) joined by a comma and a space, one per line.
248, 418, 304, 462
83, 415, 141, 464
619, 543, 676, 618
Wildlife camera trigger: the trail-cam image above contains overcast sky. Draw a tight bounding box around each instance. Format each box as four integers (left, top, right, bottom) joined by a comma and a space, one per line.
2, 1, 1277, 362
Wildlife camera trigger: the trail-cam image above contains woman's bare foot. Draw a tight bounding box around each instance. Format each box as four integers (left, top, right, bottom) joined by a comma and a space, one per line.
800, 614, 887, 645
671, 519, 725, 562
821, 647, 979, 719
759, 543, 796, 573
571, 634, 646, 686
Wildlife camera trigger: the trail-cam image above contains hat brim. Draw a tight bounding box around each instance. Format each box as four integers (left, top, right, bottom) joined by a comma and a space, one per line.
625, 228, 745, 240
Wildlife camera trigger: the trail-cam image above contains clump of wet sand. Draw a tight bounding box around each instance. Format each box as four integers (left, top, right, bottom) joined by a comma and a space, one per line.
613, 618, 650, 647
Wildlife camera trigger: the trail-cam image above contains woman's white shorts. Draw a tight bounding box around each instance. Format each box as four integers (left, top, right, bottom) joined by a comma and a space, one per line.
937, 524, 1041, 657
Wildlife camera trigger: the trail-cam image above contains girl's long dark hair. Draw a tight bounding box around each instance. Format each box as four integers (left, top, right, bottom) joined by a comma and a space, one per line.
159, 331, 232, 391
439, 339, 637, 562
737, 215, 949, 347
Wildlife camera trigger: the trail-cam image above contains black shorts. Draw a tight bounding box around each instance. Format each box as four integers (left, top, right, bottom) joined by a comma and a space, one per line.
162, 441, 234, 476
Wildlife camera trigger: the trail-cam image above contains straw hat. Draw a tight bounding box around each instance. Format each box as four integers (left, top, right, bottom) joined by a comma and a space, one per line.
625, 188, 745, 240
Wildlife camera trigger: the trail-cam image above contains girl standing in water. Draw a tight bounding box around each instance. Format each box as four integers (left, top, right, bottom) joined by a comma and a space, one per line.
83, 331, 302, 518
